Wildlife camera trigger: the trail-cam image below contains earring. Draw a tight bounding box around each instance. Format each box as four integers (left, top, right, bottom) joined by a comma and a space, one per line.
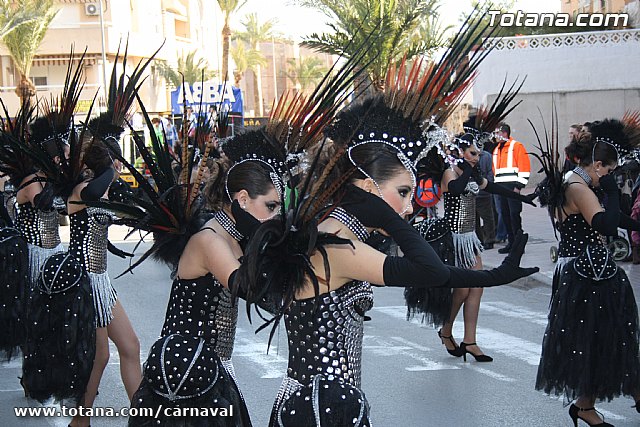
242, 204, 247, 210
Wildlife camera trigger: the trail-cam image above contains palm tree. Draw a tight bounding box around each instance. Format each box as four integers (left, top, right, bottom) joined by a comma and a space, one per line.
235, 13, 277, 116
0, 0, 59, 106
286, 57, 327, 94
217, 0, 247, 80
230, 42, 266, 87
296, 0, 448, 93
155, 51, 217, 88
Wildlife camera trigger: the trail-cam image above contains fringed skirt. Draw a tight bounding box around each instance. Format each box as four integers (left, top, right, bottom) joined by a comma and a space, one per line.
451, 230, 483, 270
536, 258, 640, 401
405, 218, 455, 328
0, 227, 29, 360
23, 261, 96, 404
88, 271, 117, 328
128, 335, 252, 427
28, 242, 64, 287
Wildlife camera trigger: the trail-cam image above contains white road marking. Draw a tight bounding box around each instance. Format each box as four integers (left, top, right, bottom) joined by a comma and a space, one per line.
365, 335, 461, 372
481, 301, 549, 326
232, 327, 288, 379
373, 305, 542, 365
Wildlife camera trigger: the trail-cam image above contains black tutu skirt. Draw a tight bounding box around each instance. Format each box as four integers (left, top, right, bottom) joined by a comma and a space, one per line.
0, 227, 29, 360
404, 218, 454, 327
22, 253, 96, 403
536, 251, 640, 402
129, 334, 252, 427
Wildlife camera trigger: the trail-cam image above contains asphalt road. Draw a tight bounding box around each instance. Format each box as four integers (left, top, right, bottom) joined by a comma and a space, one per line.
2, 235, 640, 427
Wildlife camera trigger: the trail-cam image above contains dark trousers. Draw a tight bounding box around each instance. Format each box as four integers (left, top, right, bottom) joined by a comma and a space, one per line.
475, 196, 496, 244
496, 192, 523, 245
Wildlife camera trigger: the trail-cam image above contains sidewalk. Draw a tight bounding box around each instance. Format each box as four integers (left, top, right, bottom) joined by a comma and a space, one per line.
482, 202, 640, 290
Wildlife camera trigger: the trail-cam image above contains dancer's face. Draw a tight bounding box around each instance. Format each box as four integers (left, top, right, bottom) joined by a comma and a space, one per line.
590, 160, 616, 187
462, 145, 480, 167
360, 168, 414, 217
237, 186, 281, 222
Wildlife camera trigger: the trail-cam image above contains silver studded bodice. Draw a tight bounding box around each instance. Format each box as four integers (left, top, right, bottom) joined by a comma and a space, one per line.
161, 274, 238, 361
15, 203, 61, 248
68, 207, 112, 274
558, 214, 605, 258
443, 180, 479, 234
284, 281, 373, 388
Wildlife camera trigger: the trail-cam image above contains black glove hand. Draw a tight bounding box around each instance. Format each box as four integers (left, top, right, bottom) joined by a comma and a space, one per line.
471, 164, 483, 185
340, 184, 399, 230
598, 173, 618, 193
107, 241, 134, 258
33, 183, 55, 211
230, 200, 261, 245
458, 160, 473, 172
519, 192, 537, 207
497, 231, 539, 278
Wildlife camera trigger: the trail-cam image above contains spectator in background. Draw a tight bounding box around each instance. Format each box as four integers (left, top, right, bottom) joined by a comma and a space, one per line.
563, 124, 582, 174
476, 148, 496, 249
163, 116, 178, 151
492, 122, 531, 254
150, 117, 164, 145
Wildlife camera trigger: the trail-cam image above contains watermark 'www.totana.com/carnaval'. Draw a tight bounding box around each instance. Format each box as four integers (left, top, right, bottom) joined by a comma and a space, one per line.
488, 10, 630, 28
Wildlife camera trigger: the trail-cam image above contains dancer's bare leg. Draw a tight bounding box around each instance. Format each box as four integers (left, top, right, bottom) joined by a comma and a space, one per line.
107, 300, 141, 400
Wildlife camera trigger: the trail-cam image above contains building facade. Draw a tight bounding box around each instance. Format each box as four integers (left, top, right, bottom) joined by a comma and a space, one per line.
0, 0, 224, 115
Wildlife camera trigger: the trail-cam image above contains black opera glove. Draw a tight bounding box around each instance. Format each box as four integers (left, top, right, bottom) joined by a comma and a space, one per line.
619, 213, 640, 231
107, 240, 134, 259
33, 182, 55, 211
591, 174, 620, 236
340, 184, 399, 230
445, 231, 539, 288
598, 173, 618, 193
471, 164, 484, 185
447, 161, 475, 196
230, 200, 261, 249
81, 168, 116, 201
484, 181, 537, 206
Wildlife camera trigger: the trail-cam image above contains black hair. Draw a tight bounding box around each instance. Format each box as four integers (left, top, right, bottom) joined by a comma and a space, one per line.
83, 138, 122, 174
498, 122, 510, 137
565, 119, 627, 167
204, 159, 275, 211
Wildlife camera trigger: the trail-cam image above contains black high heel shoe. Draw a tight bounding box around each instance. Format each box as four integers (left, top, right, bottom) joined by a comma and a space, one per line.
568, 404, 613, 426
460, 342, 493, 362
437, 330, 464, 357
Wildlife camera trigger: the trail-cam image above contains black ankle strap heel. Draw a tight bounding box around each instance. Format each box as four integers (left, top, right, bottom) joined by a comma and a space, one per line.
460, 342, 493, 362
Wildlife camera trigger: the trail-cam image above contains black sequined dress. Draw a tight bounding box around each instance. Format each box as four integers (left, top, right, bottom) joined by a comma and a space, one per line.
269, 208, 374, 427
15, 203, 64, 285
68, 207, 117, 327
405, 179, 482, 327
130, 212, 252, 426
535, 213, 640, 401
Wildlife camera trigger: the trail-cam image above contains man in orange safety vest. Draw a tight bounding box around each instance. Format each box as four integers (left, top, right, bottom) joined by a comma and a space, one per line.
492, 122, 531, 254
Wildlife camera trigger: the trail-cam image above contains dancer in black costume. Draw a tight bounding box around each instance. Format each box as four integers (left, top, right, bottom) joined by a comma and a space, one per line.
235, 11, 538, 425
88, 94, 283, 425
410, 80, 535, 362
534, 117, 640, 426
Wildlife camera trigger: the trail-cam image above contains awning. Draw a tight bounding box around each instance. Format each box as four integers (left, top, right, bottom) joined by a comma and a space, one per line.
32, 54, 99, 67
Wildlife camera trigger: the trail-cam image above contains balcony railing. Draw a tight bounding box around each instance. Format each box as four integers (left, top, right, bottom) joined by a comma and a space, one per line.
484, 28, 640, 50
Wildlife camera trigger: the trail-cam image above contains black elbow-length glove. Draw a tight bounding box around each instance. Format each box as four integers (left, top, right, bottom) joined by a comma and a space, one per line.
484, 181, 537, 206
447, 161, 474, 196
341, 185, 538, 288
590, 173, 620, 236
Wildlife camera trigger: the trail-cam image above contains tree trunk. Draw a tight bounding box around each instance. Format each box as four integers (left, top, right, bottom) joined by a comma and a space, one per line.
353, 66, 375, 100
14, 73, 36, 108
222, 21, 231, 81
253, 63, 263, 116
233, 70, 242, 87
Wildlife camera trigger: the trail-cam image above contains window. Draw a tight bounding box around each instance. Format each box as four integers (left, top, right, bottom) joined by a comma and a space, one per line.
174, 18, 189, 39
32, 76, 47, 87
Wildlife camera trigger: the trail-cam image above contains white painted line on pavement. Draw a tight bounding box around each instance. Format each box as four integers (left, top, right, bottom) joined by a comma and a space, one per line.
232, 327, 288, 379
481, 301, 548, 326
365, 335, 460, 372
373, 306, 542, 366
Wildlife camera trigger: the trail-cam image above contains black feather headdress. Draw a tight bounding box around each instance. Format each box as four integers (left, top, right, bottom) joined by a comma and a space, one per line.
462, 76, 526, 150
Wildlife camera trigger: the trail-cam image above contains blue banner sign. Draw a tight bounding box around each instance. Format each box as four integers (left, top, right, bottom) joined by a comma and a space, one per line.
171, 82, 243, 116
